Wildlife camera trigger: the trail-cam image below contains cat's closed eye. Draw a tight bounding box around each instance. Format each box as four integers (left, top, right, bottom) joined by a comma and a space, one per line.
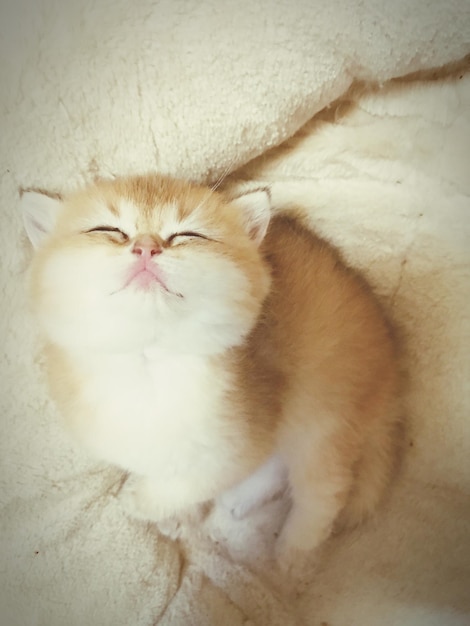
85, 226, 129, 242
83, 226, 213, 247
167, 231, 212, 245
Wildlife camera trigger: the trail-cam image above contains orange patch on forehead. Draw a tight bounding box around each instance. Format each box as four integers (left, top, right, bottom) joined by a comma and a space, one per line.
60, 174, 248, 246
107, 201, 120, 217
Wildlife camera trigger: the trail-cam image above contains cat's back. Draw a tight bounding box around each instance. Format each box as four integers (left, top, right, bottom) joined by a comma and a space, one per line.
258, 214, 398, 399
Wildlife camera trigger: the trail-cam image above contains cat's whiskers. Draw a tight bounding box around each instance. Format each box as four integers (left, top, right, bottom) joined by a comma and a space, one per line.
190, 159, 236, 216
209, 158, 236, 192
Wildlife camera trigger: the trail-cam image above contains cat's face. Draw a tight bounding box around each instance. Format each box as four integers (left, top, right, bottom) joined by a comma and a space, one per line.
21, 176, 272, 355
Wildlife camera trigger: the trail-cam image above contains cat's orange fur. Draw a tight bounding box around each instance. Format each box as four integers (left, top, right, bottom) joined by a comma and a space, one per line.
23, 174, 402, 566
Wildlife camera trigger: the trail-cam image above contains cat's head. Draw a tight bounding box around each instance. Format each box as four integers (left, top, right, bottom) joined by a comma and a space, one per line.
21, 175, 272, 355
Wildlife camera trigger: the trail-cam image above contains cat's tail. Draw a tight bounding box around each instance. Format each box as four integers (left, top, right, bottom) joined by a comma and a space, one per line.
340, 407, 405, 528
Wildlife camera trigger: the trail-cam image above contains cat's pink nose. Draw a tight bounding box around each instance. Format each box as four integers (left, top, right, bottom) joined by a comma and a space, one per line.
132, 235, 162, 257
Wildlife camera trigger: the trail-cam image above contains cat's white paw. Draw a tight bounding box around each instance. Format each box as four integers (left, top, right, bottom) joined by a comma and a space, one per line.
275, 531, 303, 573
156, 515, 184, 540
118, 476, 210, 541
274, 512, 331, 580
219, 491, 255, 520
118, 477, 186, 539
274, 531, 314, 580
117, 475, 163, 522
219, 454, 287, 520
158, 502, 210, 540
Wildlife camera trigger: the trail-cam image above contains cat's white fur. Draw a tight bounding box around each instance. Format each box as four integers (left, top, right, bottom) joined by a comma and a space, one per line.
77, 348, 246, 513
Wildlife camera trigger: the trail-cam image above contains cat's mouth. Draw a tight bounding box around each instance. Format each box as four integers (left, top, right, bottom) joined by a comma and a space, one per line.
112, 259, 180, 296
127, 268, 167, 290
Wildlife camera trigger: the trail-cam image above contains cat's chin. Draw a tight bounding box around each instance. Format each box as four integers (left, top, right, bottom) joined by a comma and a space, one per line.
40, 299, 257, 357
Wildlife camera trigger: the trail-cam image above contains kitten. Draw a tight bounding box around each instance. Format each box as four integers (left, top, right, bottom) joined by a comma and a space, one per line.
21, 174, 402, 566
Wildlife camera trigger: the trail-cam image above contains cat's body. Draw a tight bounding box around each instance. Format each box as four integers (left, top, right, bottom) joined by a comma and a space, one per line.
22, 175, 402, 564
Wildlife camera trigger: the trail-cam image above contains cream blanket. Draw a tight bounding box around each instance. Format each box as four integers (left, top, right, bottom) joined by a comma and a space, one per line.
1, 1, 469, 624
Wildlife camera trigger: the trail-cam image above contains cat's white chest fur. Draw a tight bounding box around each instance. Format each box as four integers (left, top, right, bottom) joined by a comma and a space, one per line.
73, 347, 233, 479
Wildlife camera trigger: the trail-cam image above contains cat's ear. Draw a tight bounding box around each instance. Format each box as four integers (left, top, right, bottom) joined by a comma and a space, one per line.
230, 188, 271, 245
19, 190, 63, 249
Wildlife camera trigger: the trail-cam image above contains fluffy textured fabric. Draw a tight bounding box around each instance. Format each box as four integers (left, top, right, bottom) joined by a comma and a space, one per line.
1, 0, 470, 186
1, 1, 469, 624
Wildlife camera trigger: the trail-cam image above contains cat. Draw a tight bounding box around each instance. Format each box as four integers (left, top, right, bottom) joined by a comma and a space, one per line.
21, 174, 402, 567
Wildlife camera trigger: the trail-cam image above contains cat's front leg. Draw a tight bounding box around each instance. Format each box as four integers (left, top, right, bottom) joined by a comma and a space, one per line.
118, 474, 207, 539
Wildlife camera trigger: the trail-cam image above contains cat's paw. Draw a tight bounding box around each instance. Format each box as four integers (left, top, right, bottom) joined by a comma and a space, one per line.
118, 476, 210, 541
156, 515, 184, 540
117, 475, 163, 522
157, 503, 210, 540
118, 476, 186, 539
275, 533, 305, 574
274, 517, 329, 583
274, 533, 315, 583
220, 498, 251, 520
218, 490, 258, 520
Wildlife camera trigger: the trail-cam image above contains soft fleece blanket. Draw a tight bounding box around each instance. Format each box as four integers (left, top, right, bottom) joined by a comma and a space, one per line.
1, 1, 470, 625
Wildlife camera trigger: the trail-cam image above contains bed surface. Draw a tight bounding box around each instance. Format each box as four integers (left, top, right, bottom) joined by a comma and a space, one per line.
1, 2, 469, 624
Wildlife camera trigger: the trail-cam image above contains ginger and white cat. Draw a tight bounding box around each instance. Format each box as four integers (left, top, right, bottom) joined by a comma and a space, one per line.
21, 174, 402, 564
